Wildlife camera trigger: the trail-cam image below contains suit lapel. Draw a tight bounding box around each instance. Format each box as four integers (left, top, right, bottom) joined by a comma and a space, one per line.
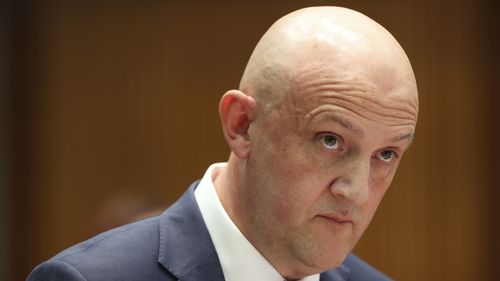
157, 181, 225, 281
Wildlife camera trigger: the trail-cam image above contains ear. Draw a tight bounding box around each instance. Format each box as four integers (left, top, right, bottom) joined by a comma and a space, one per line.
219, 90, 257, 159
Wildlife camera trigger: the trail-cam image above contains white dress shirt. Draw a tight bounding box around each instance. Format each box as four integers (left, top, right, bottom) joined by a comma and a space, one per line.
194, 163, 319, 281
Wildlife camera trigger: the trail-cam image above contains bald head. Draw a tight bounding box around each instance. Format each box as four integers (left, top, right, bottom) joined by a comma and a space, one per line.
239, 6, 418, 116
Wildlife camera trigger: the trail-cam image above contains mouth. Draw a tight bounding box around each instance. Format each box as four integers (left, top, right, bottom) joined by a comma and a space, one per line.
318, 213, 353, 225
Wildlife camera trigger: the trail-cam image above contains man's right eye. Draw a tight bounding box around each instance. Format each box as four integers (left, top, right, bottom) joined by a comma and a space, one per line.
320, 134, 340, 150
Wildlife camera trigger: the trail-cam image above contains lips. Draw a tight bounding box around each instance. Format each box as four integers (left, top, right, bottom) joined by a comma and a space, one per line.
318, 213, 353, 224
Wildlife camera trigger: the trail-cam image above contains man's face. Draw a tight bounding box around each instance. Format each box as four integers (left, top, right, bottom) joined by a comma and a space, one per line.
242, 63, 418, 275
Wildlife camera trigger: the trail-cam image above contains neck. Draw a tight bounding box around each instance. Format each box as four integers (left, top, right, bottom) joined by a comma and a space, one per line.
213, 154, 246, 232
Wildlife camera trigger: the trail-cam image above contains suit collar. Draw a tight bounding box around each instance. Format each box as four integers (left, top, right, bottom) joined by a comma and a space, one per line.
157, 180, 351, 281
158, 181, 225, 281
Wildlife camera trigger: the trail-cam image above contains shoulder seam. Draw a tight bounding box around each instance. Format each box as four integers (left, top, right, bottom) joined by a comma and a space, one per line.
53, 260, 88, 281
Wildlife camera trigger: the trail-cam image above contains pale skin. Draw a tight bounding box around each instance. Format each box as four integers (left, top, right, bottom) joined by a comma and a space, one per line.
213, 6, 418, 280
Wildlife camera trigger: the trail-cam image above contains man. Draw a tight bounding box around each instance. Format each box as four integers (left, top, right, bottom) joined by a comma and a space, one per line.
28, 6, 418, 281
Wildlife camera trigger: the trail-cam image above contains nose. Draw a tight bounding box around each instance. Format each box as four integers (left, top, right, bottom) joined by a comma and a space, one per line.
329, 156, 370, 205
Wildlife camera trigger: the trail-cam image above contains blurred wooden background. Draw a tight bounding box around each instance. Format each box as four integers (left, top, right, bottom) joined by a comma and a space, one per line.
2, 0, 499, 280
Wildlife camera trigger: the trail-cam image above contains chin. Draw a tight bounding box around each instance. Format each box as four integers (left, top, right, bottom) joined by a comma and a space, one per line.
287, 255, 347, 279
317, 252, 349, 270
291, 244, 352, 275
286, 223, 357, 274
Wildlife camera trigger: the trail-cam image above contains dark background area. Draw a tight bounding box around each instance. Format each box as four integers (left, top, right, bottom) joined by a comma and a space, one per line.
2, 1, 499, 280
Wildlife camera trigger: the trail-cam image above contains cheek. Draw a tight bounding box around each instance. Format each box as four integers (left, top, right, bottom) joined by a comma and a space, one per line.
252, 126, 330, 222
370, 170, 395, 203
360, 179, 391, 225
258, 159, 321, 223
372, 157, 400, 180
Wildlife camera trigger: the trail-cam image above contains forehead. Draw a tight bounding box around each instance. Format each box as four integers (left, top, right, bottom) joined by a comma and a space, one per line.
282, 63, 418, 128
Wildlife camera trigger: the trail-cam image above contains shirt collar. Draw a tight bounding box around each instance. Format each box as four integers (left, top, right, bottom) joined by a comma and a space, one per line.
194, 163, 319, 281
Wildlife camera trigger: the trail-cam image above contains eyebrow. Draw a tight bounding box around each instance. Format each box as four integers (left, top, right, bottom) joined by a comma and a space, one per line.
323, 114, 364, 136
312, 112, 414, 144
391, 132, 414, 143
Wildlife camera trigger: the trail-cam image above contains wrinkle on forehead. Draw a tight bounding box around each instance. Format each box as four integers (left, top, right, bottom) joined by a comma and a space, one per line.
304, 98, 416, 127
288, 59, 416, 132
289, 74, 418, 127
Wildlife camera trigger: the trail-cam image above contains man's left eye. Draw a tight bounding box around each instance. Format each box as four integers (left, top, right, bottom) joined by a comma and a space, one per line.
376, 150, 397, 162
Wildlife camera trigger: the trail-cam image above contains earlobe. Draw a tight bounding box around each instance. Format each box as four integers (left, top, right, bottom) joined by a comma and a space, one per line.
219, 90, 257, 159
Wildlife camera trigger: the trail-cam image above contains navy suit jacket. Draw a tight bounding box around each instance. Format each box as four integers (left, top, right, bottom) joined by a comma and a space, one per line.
27, 181, 391, 281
